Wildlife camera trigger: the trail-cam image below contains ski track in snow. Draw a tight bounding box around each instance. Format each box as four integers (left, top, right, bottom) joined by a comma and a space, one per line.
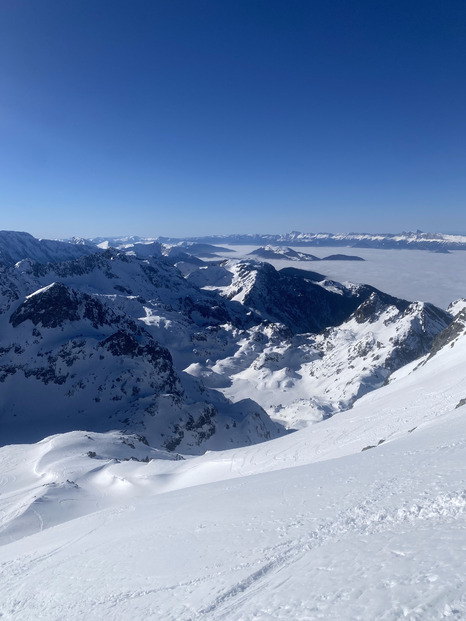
1, 414, 466, 621
191, 484, 466, 620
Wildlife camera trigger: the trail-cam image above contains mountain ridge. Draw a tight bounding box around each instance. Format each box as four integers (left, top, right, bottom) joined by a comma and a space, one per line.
115, 230, 466, 251
0, 230, 456, 447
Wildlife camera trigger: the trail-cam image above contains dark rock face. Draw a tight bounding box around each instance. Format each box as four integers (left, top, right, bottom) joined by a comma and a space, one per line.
279, 267, 326, 282
351, 292, 409, 325
163, 404, 217, 451
10, 283, 81, 328
179, 294, 231, 326
228, 262, 412, 335
0, 266, 22, 312
98, 330, 178, 392
99, 330, 145, 357
10, 282, 118, 329
428, 309, 466, 359
383, 303, 452, 371
1, 287, 187, 445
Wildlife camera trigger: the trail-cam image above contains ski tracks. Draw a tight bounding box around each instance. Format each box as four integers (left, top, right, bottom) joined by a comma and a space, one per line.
188, 484, 466, 620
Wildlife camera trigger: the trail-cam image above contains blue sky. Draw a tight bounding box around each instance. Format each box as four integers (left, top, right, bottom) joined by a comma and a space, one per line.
0, 0, 465, 238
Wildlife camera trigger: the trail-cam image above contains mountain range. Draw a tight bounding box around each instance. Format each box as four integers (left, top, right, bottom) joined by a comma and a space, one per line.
1, 230, 465, 619
125, 230, 466, 251
0, 231, 454, 448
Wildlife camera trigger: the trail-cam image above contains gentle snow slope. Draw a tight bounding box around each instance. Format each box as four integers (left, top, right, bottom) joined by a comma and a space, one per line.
1, 409, 465, 620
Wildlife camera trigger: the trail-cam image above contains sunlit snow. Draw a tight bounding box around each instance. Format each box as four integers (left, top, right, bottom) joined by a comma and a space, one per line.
1, 234, 466, 619
1, 316, 466, 619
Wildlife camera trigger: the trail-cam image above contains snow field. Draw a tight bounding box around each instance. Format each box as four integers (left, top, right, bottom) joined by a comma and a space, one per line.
1, 410, 466, 620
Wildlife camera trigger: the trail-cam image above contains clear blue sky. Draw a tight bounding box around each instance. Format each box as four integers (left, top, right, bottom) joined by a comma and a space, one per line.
0, 0, 465, 238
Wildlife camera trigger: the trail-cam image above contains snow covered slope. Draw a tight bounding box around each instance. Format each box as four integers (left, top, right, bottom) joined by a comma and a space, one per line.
0, 231, 465, 619
1, 307, 466, 619
0, 230, 101, 266
249, 245, 320, 261
200, 293, 450, 428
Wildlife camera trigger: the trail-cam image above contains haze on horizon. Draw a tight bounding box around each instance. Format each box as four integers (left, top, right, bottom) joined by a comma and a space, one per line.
0, 1, 465, 239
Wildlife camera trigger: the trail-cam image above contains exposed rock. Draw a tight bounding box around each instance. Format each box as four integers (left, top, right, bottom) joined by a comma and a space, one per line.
321, 254, 364, 261
428, 309, 466, 359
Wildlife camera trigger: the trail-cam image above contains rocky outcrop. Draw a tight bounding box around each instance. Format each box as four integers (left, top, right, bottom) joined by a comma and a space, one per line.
0, 275, 282, 451
222, 261, 411, 335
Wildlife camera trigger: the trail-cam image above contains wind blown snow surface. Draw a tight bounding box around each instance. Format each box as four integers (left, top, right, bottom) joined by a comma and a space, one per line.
1, 320, 466, 620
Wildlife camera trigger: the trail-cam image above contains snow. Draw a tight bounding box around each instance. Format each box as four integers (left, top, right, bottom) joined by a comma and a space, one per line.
1, 412, 466, 619
25, 282, 58, 299
0, 230, 101, 266
448, 298, 466, 316
219, 245, 466, 309
2, 231, 466, 619
187, 296, 449, 429
1, 323, 466, 619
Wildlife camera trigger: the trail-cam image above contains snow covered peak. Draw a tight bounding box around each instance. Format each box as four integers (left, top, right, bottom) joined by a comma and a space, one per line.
248, 246, 320, 261
10, 282, 118, 330
0, 230, 102, 267
447, 298, 466, 317
139, 230, 466, 251
219, 260, 421, 336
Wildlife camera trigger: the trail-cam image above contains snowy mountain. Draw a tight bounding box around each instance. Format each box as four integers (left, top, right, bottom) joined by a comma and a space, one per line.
0, 251, 282, 452
1, 289, 466, 619
188, 263, 451, 427
95, 238, 234, 260
0, 231, 454, 449
0, 249, 451, 453
249, 245, 364, 261
145, 230, 466, 251
214, 258, 448, 336
249, 245, 321, 261
0, 230, 101, 266
1, 230, 466, 619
